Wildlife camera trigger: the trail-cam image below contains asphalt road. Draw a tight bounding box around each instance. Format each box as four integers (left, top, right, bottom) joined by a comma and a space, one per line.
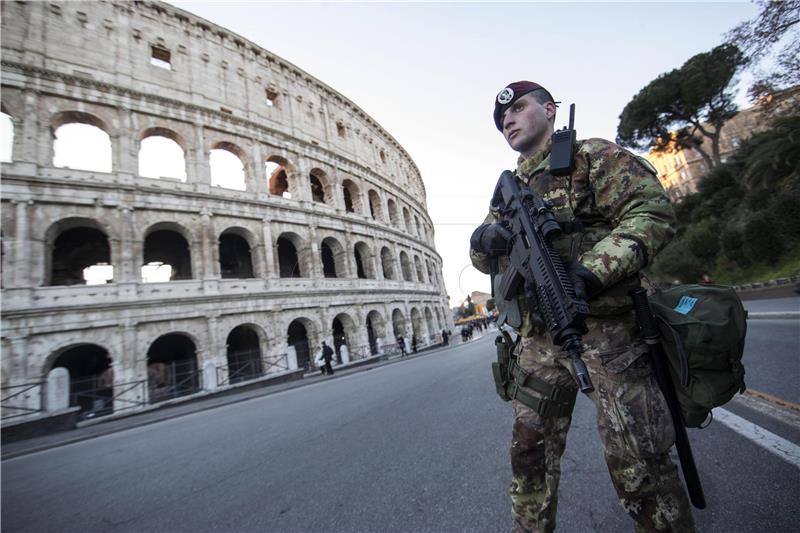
3, 324, 798, 533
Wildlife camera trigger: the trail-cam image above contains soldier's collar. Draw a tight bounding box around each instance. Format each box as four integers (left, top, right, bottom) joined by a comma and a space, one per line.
517, 139, 552, 177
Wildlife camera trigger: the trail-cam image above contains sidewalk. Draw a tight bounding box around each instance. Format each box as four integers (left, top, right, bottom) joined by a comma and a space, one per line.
1, 333, 495, 460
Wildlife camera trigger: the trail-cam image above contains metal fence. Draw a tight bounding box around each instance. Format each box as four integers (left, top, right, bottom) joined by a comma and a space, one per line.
1, 381, 45, 420
148, 359, 202, 404
217, 352, 291, 387
70, 377, 147, 420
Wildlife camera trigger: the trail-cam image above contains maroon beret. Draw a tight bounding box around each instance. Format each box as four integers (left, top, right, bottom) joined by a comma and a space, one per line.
493, 81, 555, 131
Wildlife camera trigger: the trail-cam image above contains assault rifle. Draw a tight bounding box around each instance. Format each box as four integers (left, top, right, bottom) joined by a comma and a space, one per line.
491, 170, 594, 394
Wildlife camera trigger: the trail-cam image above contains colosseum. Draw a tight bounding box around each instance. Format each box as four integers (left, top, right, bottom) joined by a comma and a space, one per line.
1, 0, 451, 423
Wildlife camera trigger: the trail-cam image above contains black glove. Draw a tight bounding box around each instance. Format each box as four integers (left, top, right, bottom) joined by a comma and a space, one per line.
566, 262, 604, 301
470, 223, 512, 255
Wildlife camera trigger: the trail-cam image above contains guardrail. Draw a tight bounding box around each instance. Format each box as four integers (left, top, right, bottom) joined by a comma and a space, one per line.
1, 382, 44, 420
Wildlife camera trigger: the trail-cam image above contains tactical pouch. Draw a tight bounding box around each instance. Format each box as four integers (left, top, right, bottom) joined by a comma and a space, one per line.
492, 332, 515, 402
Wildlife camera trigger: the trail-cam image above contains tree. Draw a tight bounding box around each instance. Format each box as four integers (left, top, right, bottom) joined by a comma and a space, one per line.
725, 0, 800, 102
617, 44, 744, 169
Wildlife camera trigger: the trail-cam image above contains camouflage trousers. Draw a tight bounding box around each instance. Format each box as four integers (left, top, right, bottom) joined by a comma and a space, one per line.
509, 312, 695, 533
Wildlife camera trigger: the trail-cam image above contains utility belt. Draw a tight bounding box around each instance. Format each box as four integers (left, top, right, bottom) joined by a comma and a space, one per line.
492, 331, 578, 418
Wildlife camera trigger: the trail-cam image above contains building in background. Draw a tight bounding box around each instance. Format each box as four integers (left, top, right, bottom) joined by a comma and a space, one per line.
0, 0, 451, 423
647, 85, 799, 202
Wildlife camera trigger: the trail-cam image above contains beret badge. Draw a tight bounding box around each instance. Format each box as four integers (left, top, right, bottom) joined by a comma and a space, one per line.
497, 87, 514, 105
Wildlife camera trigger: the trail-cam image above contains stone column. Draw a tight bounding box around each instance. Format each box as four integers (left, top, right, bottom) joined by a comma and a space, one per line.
248, 141, 263, 195
116, 206, 137, 299
204, 314, 222, 389
115, 107, 137, 182
113, 323, 146, 413
191, 124, 211, 193
13, 199, 32, 290
200, 210, 218, 293
261, 217, 276, 280
308, 223, 321, 284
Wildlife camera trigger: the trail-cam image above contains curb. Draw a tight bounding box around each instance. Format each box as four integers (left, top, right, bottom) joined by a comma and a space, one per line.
747, 312, 800, 320
1, 335, 494, 460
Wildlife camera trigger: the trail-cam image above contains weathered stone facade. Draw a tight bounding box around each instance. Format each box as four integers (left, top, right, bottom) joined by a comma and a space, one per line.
1, 1, 451, 420
647, 85, 800, 202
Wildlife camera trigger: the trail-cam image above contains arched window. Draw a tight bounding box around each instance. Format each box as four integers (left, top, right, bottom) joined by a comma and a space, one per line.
368, 190, 381, 220
53, 116, 112, 172
219, 231, 254, 279
310, 169, 328, 204
387, 199, 399, 227
266, 156, 292, 198
380, 247, 395, 280
142, 228, 192, 282
341, 179, 361, 214
210, 142, 246, 190
277, 235, 302, 278
1, 111, 13, 163
138, 130, 186, 181
354, 242, 374, 279
48, 225, 112, 286
147, 334, 199, 402
399, 251, 413, 282
226, 325, 263, 383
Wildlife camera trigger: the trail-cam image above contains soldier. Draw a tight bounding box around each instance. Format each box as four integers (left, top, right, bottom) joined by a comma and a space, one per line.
470, 81, 694, 532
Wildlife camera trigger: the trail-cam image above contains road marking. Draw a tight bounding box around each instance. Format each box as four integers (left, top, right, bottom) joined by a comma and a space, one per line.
744, 389, 800, 413
714, 408, 800, 469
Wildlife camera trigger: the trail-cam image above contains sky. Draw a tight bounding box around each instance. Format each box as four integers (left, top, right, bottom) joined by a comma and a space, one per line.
165, 0, 760, 306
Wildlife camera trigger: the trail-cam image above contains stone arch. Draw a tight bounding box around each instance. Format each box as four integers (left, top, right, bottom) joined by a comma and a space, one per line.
265, 155, 296, 199
44, 217, 113, 286
402, 206, 413, 235
367, 189, 382, 221
399, 251, 413, 282
309, 168, 331, 204
138, 127, 187, 181
320, 236, 347, 278
287, 317, 317, 370
365, 309, 385, 356
209, 141, 247, 190
51, 111, 112, 172
225, 323, 264, 383
341, 179, 361, 214
276, 231, 308, 278
391, 308, 407, 340
353, 241, 374, 279
146, 332, 200, 403
424, 307, 435, 341
387, 198, 400, 227
380, 246, 396, 280
219, 227, 255, 279
142, 222, 194, 281
46, 343, 114, 418
410, 307, 423, 341
414, 255, 425, 283
331, 312, 357, 362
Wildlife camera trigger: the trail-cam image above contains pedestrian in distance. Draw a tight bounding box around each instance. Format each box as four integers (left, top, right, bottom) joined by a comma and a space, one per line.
470, 81, 694, 532
321, 341, 335, 376
441, 329, 450, 346
411, 334, 418, 354
397, 335, 407, 357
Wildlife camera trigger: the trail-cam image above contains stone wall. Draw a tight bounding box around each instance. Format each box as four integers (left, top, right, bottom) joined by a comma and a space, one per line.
0, 0, 451, 421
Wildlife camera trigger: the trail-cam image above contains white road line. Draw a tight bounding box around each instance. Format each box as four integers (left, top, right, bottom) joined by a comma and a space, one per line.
714, 408, 800, 469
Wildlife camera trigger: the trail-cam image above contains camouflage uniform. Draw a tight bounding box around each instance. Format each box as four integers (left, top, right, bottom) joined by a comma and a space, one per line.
472, 138, 695, 532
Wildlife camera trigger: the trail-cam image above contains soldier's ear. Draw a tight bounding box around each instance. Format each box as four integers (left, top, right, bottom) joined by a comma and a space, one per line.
544, 101, 557, 121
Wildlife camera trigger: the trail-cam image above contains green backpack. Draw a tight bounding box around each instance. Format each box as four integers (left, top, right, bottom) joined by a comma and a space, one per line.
648, 284, 748, 428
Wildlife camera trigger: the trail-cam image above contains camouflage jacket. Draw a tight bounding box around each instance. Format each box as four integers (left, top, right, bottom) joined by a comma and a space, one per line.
471, 138, 676, 335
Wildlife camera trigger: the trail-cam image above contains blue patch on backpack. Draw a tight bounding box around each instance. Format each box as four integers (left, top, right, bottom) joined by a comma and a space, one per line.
674, 296, 699, 315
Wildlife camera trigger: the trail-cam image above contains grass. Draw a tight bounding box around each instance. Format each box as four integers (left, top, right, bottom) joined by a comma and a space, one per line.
712, 248, 800, 286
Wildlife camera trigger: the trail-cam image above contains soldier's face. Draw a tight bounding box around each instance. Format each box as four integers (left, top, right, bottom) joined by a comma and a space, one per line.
501, 94, 555, 157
